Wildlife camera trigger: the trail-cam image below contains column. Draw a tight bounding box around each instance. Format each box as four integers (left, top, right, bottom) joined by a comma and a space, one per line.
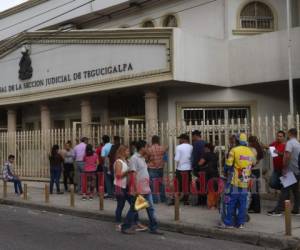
7, 109, 17, 132
145, 90, 158, 140
7, 109, 17, 154
99, 96, 109, 125
81, 99, 92, 136
40, 104, 51, 131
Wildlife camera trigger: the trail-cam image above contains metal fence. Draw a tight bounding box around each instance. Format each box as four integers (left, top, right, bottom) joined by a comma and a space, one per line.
0, 114, 299, 180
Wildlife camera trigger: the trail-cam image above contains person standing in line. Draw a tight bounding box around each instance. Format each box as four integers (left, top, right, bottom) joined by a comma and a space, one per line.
114, 145, 147, 232
74, 137, 88, 193
101, 135, 113, 198
248, 136, 264, 214
108, 136, 121, 191
175, 134, 193, 205
197, 143, 219, 210
147, 135, 168, 204
121, 140, 163, 235
191, 130, 206, 205
220, 133, 255, 229
82, 144, 98, 200
267, 131, 286, 215
61, 141, 75, 192
49, 145, 64, 194
270, 128, 300, 216
95, 142, 104, 192
2, 155, 23, 196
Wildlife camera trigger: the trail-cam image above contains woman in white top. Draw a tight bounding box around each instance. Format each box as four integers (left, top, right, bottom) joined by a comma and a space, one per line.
114, 145, 147, 233
114, 145, 130, 228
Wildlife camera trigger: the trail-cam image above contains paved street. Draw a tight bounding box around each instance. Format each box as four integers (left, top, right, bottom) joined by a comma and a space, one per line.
0, 204, 273, 250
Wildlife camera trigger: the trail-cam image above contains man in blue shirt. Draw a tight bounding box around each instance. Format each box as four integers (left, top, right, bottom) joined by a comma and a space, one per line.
191, 130, 206, 205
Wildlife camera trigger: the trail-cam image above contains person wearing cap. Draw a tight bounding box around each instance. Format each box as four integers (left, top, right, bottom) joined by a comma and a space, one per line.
74, 137, 88, 193
174, 133, 193, 205
220, 133, 255, 229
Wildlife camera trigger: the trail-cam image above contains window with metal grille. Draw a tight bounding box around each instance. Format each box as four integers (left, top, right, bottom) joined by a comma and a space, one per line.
163, 15, 178, 27
182, 107, 250, 125
142, 20, 155, 28
240, 1, 274, 30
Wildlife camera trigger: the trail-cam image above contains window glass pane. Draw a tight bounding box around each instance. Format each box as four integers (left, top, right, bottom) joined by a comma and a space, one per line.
183, 109, 204, 125
205, 109, 225, 121
228, 108, 249, 120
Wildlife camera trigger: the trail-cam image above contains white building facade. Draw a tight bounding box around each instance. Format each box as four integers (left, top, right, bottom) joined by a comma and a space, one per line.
0, 0, 300, 132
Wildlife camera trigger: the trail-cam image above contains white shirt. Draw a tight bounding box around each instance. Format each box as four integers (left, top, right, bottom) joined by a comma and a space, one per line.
113, 159, 129, 189
174, 143, 193, 171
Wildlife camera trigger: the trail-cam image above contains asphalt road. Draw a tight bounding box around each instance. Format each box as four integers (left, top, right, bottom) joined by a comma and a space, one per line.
0, 204, 273, 250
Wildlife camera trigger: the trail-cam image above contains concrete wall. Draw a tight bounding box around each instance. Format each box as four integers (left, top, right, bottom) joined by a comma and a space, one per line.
0, 0, 128, 41
173, 29, 230, 86
94, 0, 225, 39
227, 0, 288, 40
161, 83, 290, 126
229, 26, 300, 86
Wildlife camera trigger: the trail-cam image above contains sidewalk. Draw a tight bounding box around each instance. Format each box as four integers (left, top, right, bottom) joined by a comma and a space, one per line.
1, 182, 300, 250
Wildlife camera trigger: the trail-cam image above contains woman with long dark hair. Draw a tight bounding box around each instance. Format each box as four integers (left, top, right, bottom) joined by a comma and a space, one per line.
49, 144, 64, 194
82, 144, 98, 200
248, 135, 264, 213
198, 143, 219, 209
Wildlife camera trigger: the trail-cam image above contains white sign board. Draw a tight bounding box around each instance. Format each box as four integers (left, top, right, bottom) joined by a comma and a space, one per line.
0, 43, 169, 96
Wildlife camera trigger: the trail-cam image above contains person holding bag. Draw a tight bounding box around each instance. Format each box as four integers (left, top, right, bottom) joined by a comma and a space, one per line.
121, 140, 163, 235
114, 145, 146, 232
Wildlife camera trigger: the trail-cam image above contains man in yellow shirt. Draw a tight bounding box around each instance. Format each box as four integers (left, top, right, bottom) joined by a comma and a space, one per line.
221, 133, 255, 229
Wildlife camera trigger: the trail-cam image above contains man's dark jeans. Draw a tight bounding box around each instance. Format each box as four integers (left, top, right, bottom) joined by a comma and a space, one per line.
176, 170, 192, 203
269, 170, 282, 190
122, 193, 158, 232
115, 187, 139, 223
63, 163, 74, 191
275, 175, 300, 212
50, 167, 62, 193
148, 168, 166, 203
9, 176, 23, 194
104, 167, 114, 197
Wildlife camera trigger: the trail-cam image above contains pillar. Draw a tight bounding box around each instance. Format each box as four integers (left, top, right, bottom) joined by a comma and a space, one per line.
81, 99, 92, 136
7, 109, 17, 132
99, 96, 109, 125
145, 90, 158, 140
40, 104, 51, 131
7, 109, 17, 154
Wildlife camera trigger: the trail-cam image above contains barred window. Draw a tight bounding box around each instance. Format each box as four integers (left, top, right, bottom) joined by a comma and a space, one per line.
142, 20, 155, 28
240, 1, 274, 29
163, 15, 178, 27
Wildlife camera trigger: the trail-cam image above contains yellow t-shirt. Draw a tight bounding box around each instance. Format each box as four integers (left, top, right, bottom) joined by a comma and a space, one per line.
225, 145, 256, 189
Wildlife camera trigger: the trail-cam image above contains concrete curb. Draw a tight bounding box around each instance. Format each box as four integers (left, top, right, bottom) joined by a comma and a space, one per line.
1, 198, 299, 250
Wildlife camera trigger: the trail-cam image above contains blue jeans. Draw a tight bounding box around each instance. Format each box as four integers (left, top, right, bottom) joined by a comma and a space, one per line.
50, 167, 62, 193
122, 193, 158, 232
148, 168, 166, 203
75, 161, 85, 192
115, 187, 139, 223
223, 186, 248, 227
269, 170, 282, 190
104, 167, 114, 197
8, 177, 23, 194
